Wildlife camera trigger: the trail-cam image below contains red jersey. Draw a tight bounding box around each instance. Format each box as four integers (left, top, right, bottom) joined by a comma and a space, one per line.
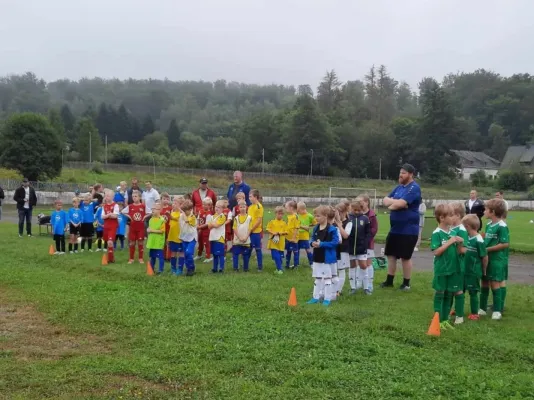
162, 205, 172, 233
127, 203, 146, 231
223, 208, 232, 235
102, 202, 119, 229
198, 209, 213, 233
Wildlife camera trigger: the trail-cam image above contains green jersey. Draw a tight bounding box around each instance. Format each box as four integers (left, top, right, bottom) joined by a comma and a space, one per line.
464, 234, 487, 278
451, 224, 469, 272
431, 228, 459, 276
484, 220, 509, 269
146, 216, 166, 250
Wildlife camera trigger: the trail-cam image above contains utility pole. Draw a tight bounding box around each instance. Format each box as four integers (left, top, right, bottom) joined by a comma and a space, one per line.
89, 131, 92, 164
105, 135, 108, 165
151, 154, 156, 180
262, 148, 265, 174
379, 158, 382, 180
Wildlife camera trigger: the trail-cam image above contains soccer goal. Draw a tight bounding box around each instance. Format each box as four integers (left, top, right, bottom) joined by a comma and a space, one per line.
328, 187, 378, 211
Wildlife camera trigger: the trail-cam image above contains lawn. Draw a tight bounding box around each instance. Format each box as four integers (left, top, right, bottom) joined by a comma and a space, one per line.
0, 223, 533, 399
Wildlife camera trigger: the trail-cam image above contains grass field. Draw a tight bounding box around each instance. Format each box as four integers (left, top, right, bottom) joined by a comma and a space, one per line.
0, 222, 533, 399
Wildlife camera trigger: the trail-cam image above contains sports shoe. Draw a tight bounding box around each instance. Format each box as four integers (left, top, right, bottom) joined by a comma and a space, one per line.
103, 249, 107, 253
468, 314, 480, 321
69, 251, 74, 254
19, 235, 22, 238
194, 256, 201, 261
454, 316, 464, 325
307, 298, 320, 304
54, 251, 60, 255
139, 259, 144, 264
364, 289, 372, 296
95, 248, 102, 252
399, 284, 411, 291
88, 249, 93, 253
74, 250, 78, 254
414, 247, 419, 252
275, 270, 283, 275
186, 270, 194, 277
211, 269, 218, 274
478, 309, 487, 316
440, 321, 454, 330
175, 270, 183, 276
28, 234, 32, 237
128, 259, 134, 264
287, 264, 295, 269
204, 257, 213, 263
322, 300, 331, 307
491, 311, 502, 320
59, 252, 65, 255
80, 249, 84, 253
380, 281, 394, 288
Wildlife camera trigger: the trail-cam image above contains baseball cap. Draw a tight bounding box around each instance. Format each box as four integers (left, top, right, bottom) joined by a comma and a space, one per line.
200, 178, 208, 184
401, 163, 416, 174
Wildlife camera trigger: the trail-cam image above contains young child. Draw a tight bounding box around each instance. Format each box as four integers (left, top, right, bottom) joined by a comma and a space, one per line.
266, 206, 288, 274
461, 214, 488, 321
146, 203, 166, 274
334, 203, 351, 296
284, 201, 301, 269
326, 207, 341, 300
121, 192, 146, 264
448, 202, 469, 323
168, 196, 185, 275
207, 200, 228, 273
232, 200, 252, 272
51, 199, 68, 254
359, 195, 378, 292
68, 197, 82, 254
94, 206, 104, 251
196, 198, 213, 263
115, 204, 127, 251
431, 204, 464, 329
233, 192, 246, 218
480, 199, 509, 320
101, 189, 119, 263
113, 181, 128, 205
296, 202, 316, 266
348, 199, 371, 295
307, 205, 339, 306
161, 192, 173, 260
179, 200, 198, 276
248, 189, 264, 271
222, 200, 233, 254
80, 194, 98, 252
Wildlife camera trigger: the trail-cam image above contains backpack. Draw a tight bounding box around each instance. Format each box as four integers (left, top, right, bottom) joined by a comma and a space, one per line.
372, 256, 388, 270
0, 186, 4, 200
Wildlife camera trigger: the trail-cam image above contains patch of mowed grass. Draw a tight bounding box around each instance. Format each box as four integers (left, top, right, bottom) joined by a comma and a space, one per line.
0, 224, 533, 399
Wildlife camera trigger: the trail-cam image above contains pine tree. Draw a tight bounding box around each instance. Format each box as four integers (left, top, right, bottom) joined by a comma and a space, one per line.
167, 119, 181, 149
75, 117, 103, 162
60, 104, 76, 143
141, 114, 155, 136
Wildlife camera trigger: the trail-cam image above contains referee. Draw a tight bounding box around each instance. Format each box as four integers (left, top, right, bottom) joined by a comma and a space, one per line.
381, 164, 422, 291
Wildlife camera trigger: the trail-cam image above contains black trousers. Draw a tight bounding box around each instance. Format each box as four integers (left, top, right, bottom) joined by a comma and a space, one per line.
54, 234, 66, 252
18, 208, 32, 235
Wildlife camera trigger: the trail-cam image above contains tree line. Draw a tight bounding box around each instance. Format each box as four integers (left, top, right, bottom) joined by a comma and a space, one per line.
1, 67, 534, 183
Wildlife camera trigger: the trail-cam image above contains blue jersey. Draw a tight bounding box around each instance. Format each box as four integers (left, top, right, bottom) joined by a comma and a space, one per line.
113, 191, 126, 204
95, 207, 104, 232
388, 181, 422, 236
69, 208, 82, 225
116, 214, 127, 235
80, 200, 97, 223
51, 210, 68, 235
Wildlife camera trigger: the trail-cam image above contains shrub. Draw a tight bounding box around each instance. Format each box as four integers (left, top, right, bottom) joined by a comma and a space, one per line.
90, 161, 104, 175
470, 170, 488, 187
496, 170, 529, 191
205, 156, 248, 171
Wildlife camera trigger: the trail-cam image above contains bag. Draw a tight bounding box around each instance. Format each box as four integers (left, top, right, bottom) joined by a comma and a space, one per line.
372, 256, 388, 270
38, 214, 51, 225
0, 186, 4, 200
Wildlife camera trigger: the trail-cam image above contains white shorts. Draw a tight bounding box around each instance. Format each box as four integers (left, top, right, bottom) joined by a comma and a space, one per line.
330, 263, 338, 277
312, 262, 333, 279
367, 249, 375, 258
349, 254, 368, 262
337, 252, 350, 270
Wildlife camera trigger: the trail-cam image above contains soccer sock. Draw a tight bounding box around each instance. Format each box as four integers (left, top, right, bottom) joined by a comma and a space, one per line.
108, 244, 114, 262
403, 278, 411, 287
349, 268, 357, 289
313, 279, 321, 300
294, 250, 299, 267
324, 278, 333, 302
68, 243, 73, 252
362, 268, 369, 291
170, 257, 177, 273
385, 274, 395, 285
492, 288, 502, 312
355, 267, 362, 289
367, 266, 374, 290
150, 256, 156, 272
307, 251, 313, 265
87, 239, 92, 250
61, 237, 66, 252
81, 239, 86, 250
338, 269, 346, 293
178, 256, 185, 272
469, 290, 479, 314
219, 255, 225, 271
285, 250, 291, 268
206, 241, 211, 258
272, 250, 282, 271
129, 244, 135, 260
213, 256, 219, 272
158, 251, 164, 273
331, 276, 339, 298
442, 292, 453, 322
434, 292, 444, 315
74, 243, 78, 252
120, 238, 124, 249
114, 240, 117, 249
97, 239, 102, 250
501, 286, 507, 310
256, 249, 263, 269
138, 244, 144, 260
480, 286, 490, 310
455, 293, 465, 318
243, 252, 250, 271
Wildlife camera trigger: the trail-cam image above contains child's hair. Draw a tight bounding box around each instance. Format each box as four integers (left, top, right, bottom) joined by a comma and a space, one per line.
238, 200, 247, 207
215, 200, 225, 209
336, 202, 348, 215
327, 206, 336, 221
104, 188, 113, 198
461, 214, 480, 232
120, 180, 127, 187
222, 199, 229, 208
274, 206, 284, 213
173, 195, 184, 203
161, 192, 170, 200
251, 189, 262, 202
236, 192, 245, 200
72, 197, 80, 204
350, 199, 363, 213
359, 194, 371, 208
342, 199, 351, 209
297, 201, 306, 210
183, 193, 192, 201
314, 205, 330, 218
181, 200, 193, 211
286, 200, 297, 211
485, 199, 506, 218
54, 198, 62, 205
450, 202, 466, 218
434, 204, 452, 223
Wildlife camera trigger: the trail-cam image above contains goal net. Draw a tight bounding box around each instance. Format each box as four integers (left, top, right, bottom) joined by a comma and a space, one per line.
328, 187, 378, 211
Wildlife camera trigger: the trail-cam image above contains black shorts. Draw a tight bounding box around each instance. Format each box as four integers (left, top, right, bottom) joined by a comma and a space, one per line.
384, 233, 418, 260
96, 230, 103, 239
69, 223, 80, 235
80, 223, 94, 237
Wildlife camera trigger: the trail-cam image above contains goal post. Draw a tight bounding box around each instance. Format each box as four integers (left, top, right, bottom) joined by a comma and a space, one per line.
328, 187, 378, 212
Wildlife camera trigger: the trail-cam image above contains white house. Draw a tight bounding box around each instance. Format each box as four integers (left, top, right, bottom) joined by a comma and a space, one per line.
451, 150, 500, 181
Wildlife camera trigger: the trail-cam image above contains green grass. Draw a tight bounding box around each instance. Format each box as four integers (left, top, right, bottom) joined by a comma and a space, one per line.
0, 223, 533, 399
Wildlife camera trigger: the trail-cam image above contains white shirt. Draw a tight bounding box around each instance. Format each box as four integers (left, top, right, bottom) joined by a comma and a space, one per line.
199, 188, 208, 201
503, 199, 509, 211
468, 199, 475, 210
24, 187, 30, 209
101, 204, 119, 218
142, 188, 160, 214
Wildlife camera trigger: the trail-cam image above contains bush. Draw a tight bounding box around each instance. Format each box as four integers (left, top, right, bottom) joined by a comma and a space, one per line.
470, 170, 488, 187
90, 161, 104, 175
168, 152, 207, 169
108, 142, 138, 164
496, 170, 529, 191
205, 156, 248, 171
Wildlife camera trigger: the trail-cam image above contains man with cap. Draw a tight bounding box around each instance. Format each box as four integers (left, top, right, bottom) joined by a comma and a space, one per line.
381, 164, 422, 291
13, 178, 37, 237
192, 177, 217, 215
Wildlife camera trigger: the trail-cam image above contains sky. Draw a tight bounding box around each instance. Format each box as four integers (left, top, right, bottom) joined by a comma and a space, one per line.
1, 0, 533, 89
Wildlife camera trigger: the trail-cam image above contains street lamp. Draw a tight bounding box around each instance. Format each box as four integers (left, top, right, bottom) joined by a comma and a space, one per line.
310, 149, 314, 176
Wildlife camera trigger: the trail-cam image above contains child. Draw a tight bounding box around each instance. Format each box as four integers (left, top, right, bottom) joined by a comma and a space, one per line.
449, 202, 469, 324
113, 181, 128, 205
161, 192, 173, 260
146, 203, 166, 274
179, 200, 198, 276
267, 206, 288, 274
51, 199, 68, 254
307, 205, 339, 306
222, 200, 233, 254
232, 200, 252, 272
101, 189, 119, 263
233, 192, 246, 217
297, 201, 316, 266
68, 197, 82, 254
115, 204, 127, 251
168, 196, 185, 275
121, 192, 146, 264
480, 199, 509, 320
348, 199, 371, 295
248, 189, 264, 271
431, 204, 464, 329
196, 198, 213, 263
207, 200, 228, 273
359, 195, 378, 292
94, 206, 104, 251
327, 207, 341, 300
334, 203, 351, 296
461, 214, 488, 321
284, 201, 301, 269
79, 194, 98, 252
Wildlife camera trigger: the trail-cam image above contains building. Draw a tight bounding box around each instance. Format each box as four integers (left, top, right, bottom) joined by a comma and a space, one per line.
500, 144, 534, 175
451, 150, 501, 180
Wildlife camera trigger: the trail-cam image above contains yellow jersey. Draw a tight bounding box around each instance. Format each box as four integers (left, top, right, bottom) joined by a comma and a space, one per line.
286, 213, 300, 243
298, 212, 316, 241
267, 219, 287, 251
208, 213, 227, 244
248, 202, 264, 234
168, 210, 181, 243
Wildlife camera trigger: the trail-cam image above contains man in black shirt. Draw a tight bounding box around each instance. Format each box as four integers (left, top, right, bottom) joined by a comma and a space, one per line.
465, 190, 485, 231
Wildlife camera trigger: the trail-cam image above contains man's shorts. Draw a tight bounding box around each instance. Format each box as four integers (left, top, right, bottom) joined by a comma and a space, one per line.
384, 233, 418, 260
350, 254, 368, 261
168, 241, 183, 253
129, 228, 145, 242
250, 233, 262, 249
464, 274, 481, 292
433, 274, 463, 292
298, 240, 311, 250
285, 241, 298, 252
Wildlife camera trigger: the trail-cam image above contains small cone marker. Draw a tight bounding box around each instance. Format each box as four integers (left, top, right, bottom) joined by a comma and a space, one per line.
288, 287, 297, 307
101, 253, 108, 266
49, 244, 55, 255
427, 312, 441, 337
146, 261, 154, 276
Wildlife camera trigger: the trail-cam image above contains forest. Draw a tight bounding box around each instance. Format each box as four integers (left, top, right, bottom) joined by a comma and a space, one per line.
1, 66, 533, 183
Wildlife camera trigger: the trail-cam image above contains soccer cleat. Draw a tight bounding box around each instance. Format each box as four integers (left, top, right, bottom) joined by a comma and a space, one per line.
478, 309, 487, 316
80, 249, 84, 253
211, 269, 218, 274
491, 311, 502, 320
380, 281, 394, 288
440, 321, 454, 330
399, 284, 411, 291
59, 252, 65, 255
19, 235, 22, 238
322, 300, 331, 307
186, 270, 194, 277
204, 257, 213, 263
287, 264, 295, 269
28, 234, 32, 237
69, 251, 74, 254
128, 259, 134, 264
175, 270, 183, 276
103, 249, 108, 253
306, 298, 320, 304
468, 314, 480, 321
275, 270, 283, 275
95, 248, 102, 252
454, 316, 464, 325
74, 251, 78, 254
89, 249, 93, 252
54, 251, 60, 255
218, 270, 224, 273
450, 310, 456, 316
364, 289, 372, 296
194, 256, 201, 260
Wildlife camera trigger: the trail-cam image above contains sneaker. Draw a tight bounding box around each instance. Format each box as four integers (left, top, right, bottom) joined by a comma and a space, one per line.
28, 234, 32, 237
186, 270, 194, 277
399, 284, 411, 291
491, 311, 502, 320
103, 249, 107, 253
287, 264, 295, 269
478, 309, 487, 316
211, 269, 218, 274
414, 247, 419, 252
89, 249, 93, 253
176, 270, 183, 276
54, 251, 60, 255
218, 270, 224, 273
19, 235, 22, 238
440, 321, 454, 330
275, 270, 283, 275
204, 257, 213, 263
69, 251, 74, 254
364, 289, 372, 296
380, 281, 394, 288
350, 289, 358, 295
95, 249, 102, 252
322, 300, 331, 307
194, 256, 201, 261
59, 252, 65, 255
80, 249, 84, 253
468, 314, 480, 321
139, 259, 144, 264
450, 310, 456, 316
128, 259, 134, 264
454, 316, 464, 325
307, 298, 320, 304
74, 251, 78, 254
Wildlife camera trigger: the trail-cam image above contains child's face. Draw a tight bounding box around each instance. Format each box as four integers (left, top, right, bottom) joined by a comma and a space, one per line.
172, 200, 180, 210
276, 210, 284, 220
315, 213, 327, 225
105, 193, 113, 203
72, 200, 79, 208
184, 208, 192, 216
84, 195, 91, 203
297, 206, 305, 214
132, 194, 140, 203
484, 208, 493, 219
120, 183, 127, 190
152, 206, 161, 217
441, 213, 453, 226
236, 195, 245, 204
203, 202, 211, 211
56, 202, 63, 210
215, 205, 223, 214
285, 204, 294, 214
361, 201, 369, 211
239, 204, 247, 214
162, 197, 170, 206
451, 214, 461, 225
351, 206, 361, 215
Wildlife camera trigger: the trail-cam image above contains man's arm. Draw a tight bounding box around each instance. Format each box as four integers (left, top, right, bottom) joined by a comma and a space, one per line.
388, 199, 408, 210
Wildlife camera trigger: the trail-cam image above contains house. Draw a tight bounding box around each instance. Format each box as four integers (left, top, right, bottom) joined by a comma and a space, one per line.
500, 144, 534, 174
451, 150, 501, 180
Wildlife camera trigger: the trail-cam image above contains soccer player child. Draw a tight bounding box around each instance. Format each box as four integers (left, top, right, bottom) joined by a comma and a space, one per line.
207, 200, 228, 273
146, 203, 166, 274
359, 195, 378, 292
168, 196, 185, 275
80, 193, 98, 252
307, 205, 339, 306
334, 203, 351, 296
196, 198, 213, 263
448, 202, 468, 324
113, 181, 128, 205
94, 206, 104, 251
297, 202, 316, 266
326, 207, 341, 301
232, 200, 252, 272
68, 197, 82, 254
121, 192, 146, 264
222, 200, 233, 253
233, 192, 246, 217
51, 199, 68, 254
461, 214, 488, 321
179, 200, 198, 276
101, 189, 120, 263
115, 204, 127, 251
248, 189, 264, 271
480, 199, 509, 320
431, 204, 464, 329
160, 192, 173, 260
348, 199, 371, 295
285, 201, 301, 269
267, 206, 288, 274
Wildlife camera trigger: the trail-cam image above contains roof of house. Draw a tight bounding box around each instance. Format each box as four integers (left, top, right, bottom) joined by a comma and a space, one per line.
451, 150, 500, 169
501, 145, 534, 171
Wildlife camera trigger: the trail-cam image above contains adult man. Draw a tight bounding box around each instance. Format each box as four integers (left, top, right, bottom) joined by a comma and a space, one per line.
142, 181, 160, 226
191, 177, 217, 215
0, 183, 4, 221
227, 171, 251, 209
495, 191, 509, 211
380, 164, 422, 291
465, 190, 485, 231
13, 178, 37, 237
127, 178, 143, 205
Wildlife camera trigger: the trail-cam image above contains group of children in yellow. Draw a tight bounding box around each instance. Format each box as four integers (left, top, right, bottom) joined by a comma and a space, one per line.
431, 198, 509, 328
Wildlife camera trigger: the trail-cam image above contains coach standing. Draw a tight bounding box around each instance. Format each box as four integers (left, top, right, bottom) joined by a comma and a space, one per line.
465, 190, 485, 231
192, 177, 217, 215
227, 171, 251, 209
380, 164, 422, 291
13, 178, 37, 237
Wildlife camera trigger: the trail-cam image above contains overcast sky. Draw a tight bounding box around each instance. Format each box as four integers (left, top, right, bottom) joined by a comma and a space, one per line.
1, 0, 532, 88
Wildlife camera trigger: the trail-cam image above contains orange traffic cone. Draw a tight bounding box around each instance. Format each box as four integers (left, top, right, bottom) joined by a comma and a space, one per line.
49, 244, 55, 255
288, 287, 297, 307
427, 312, 441, 337
146, 260, 154, 276
101, 254, 108, 266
